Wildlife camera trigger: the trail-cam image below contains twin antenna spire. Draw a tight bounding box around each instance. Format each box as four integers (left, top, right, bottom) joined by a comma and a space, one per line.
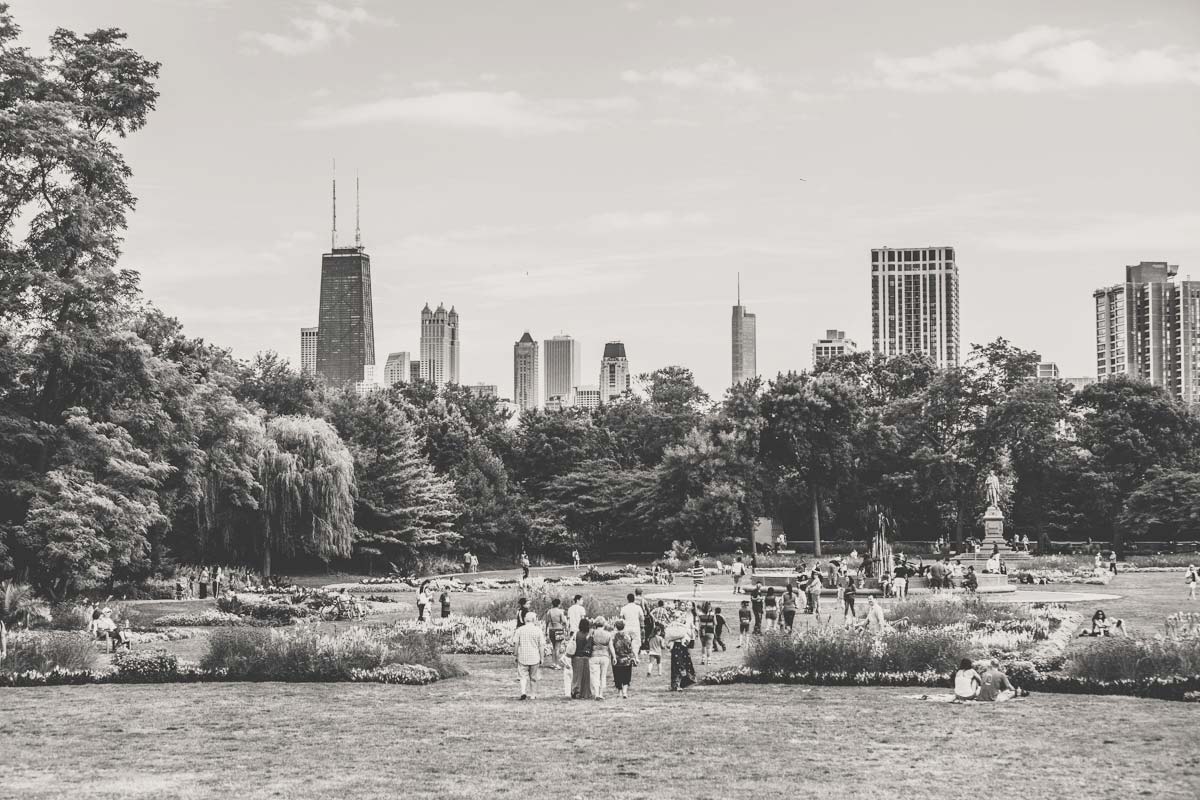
330, 158, 362, 250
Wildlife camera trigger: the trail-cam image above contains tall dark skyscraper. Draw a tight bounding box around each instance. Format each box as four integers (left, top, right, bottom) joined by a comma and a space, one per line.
316, 172, 375, 385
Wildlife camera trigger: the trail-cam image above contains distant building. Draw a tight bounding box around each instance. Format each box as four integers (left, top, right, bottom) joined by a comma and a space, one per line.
813, 329, 857, 365
871, 246, 960, 368
352, 365, 378, 396
468, 383, 498, 399
383, 352, 410, 386
420, 303, 460, 387
572, 385, 601, 410
300, 326, 318, 376
1061, 376, 1095, 392
544, 396, 566, 412
409, 361, 422, 384
1094, 261, 1200, 404
513, 332, 539, 412
599, 342, 630, 403
731, 280, 756, 385
544, 335, 582, 404
1034, 362, 1060, 381
316, 244, 376, 385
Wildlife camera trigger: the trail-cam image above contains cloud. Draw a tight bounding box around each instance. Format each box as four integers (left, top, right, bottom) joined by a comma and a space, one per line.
579, 211, 712, 233
863, 25, 1200, 92
621, 57, 767, 93
981, 211, 1200, 253
242, 2, 386, 56
301, 91, 636, 133
671, 16, 733, 29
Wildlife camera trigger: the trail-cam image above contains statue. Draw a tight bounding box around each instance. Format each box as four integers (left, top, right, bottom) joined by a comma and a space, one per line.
984, 471, 1002, 510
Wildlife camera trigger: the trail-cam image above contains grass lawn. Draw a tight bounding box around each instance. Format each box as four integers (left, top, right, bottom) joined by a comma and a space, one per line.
4, 660, 1199, 800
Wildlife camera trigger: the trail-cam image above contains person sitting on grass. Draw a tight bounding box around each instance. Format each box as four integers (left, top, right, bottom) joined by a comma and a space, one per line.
978, 659, 1022, 702
952, 658, 982, 702
1089, 609, 1110, 636
963, 566, 979, 593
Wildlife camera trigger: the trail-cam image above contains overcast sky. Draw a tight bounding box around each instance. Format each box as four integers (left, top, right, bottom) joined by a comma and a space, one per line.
12, 0, 1200, 398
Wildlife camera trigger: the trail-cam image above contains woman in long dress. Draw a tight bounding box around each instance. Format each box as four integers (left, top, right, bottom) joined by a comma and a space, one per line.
571, 619, 595, 699
665, 614, 695, 692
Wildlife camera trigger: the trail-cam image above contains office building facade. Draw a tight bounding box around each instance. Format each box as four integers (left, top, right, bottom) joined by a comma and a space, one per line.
467, 383, 498, 399
732, 296, 757, 386
383, 352, 410, 386
813, 329, 856, 366
599, 342, 630, 403
572, 385, 601, 410
419, 303, 460, 387
300, 326, 318, 376
513, 332, 539, 412
1094, 261, 1200, 404
316, 246, 376, 384
544, 335, 582, 405
871, 246, 960, 368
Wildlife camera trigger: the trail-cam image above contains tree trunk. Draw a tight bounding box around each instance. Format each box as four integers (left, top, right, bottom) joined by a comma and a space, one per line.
262, 547, 272, 578
954, 499, 965, 549
811, 487, 822, 558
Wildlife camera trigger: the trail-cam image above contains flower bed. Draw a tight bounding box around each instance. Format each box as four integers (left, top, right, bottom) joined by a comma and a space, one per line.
699, 665, 1200, 701
0, 663, 442, 688
387, 615, 519, 656
348, 664, 440, 685
152, 610, 264, 627
1012, 568, 1114, 585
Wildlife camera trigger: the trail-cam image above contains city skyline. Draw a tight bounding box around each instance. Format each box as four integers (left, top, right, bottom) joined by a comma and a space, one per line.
15, 0, 1199, 399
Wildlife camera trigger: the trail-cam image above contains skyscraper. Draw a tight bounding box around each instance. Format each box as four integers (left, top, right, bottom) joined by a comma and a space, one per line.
316, 173, 375, 385
812, 329, 856, 365
544, 334, 581, 405
599, 341, 630, 403
871, 246, 960, 368
513, 332, 539, 412
419, 303, 461, 387
731, 277, 756, 386
1094, 261, 1200, 404
300, 326, 318, 376
383, 351, 410, 386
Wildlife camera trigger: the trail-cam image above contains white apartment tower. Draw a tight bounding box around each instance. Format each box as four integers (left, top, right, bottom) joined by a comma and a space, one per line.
544, 335, 582, 406
1094, 261, 1200, 405
300, 326, 318, 376
599, 342, 630, 403
871, 246, 960, 368
383, 352, 410, 386
419, 303, 460, 387
513, 332, 539, 412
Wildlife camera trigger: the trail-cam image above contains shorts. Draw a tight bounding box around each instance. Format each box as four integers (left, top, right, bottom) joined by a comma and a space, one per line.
764, 609, 777, 620
739, 622, 750, 634
701, 634, 714, 648
549, 628, 565, 644
649, 654, 661, 663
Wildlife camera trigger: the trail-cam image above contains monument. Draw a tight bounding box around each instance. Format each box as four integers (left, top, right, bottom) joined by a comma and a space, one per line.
981, 471, 1005, 549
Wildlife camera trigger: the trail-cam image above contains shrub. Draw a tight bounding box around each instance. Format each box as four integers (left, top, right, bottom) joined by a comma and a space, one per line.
48, 603, 91, 631
745, 627, 980, 675
881, 628, 976, 672
473, 588, 620, 624
152, 610, 259, 627
1068, 637, 1200, 682
349, 664, 440, 685
2, 631, 99, 673
380, 630, 465, 678
112, 650, 179, 681
200, 628, 272, 674
217, 594, 308, 624
885, 595, 1027, 627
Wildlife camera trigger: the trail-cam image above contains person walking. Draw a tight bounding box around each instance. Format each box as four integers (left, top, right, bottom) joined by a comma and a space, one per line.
1108, 550, 1118, 574
567, 595, 586, 634
416, 581, 431, 623
737, 600, 752, 648
588, 617, 616, 700
571, 619, 595, 699
713, 607, 728, 652
645, 624, 664, 677
512, 611, 545, 700
865, 596, 888, 633
806, 570, 823, 618
1187, 565, 1198, 600
198, 566, 209, 600
696, 602, 717, 665
213, 566, 223, 597
611, 619, 638, 698
781, 586, 798, 631
571, 549, 580, 569
665, 614, 696, 692
763, 587, 778, 632
439, 591, 452, 619
690, 559, 705, 597
187, 570, 195, 600
634, 588, 652, 653
619, 593, 644, 651
843, 575, 857, 622
545, 597, 568, 666
749, 583, 765, 634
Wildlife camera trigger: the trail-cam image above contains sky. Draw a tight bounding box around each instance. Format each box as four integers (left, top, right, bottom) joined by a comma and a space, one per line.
10, 0, 1200, 400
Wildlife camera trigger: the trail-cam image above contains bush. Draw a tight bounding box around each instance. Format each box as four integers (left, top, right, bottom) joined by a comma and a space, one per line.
881, 628, 976, 672
152, 610, 259, 627
217, 594, 308, 624
885, 595, 1027, 627
473, 588, 621, 624
745, 627, 979, 675
2, 631, 99, 672
380, 630, 465, 678
112, 650, 179, 681
349, 664, 440, 685
1068, 637, 1200, 682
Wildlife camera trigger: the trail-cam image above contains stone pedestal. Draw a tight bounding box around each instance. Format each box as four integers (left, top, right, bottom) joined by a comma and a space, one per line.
981, 505, 1006, 551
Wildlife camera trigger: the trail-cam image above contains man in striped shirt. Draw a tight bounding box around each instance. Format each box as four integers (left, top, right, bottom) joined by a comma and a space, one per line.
690, 559, 705, 597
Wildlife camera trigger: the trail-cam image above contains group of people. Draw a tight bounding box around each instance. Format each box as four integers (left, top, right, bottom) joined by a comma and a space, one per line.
173, 565, 257, 600
951, 658, 1027, 702
86, 604, 133, 652
511, 590, 711, 700
415, 581, 452, 622
461, 551, 480, 573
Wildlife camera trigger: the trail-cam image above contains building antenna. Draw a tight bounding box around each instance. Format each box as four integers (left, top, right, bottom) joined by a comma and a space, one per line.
737, 272, 741, 306
355, 170, 362, 248
331, 158, 338, 250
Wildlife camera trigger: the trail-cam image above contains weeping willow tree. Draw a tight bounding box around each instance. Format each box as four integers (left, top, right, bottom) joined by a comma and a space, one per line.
258, 416, 355, 576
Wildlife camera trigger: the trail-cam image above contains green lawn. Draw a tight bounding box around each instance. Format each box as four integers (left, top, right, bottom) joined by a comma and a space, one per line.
7, 571, 1198, 799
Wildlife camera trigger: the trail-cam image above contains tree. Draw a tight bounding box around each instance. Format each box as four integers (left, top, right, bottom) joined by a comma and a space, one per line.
760, 373, 863, 557
508, 409, 610, 490
1119, 470, 1200, 544
326, 390, 458, 571
234, 351, 324, 418
257, 416, 355, 576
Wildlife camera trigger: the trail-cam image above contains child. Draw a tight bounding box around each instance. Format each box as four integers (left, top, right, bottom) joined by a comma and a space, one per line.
439, 591, 451, 619
697, 602, 716, 665
645, 624, 664, 677
737, 600, 752, 648
560, 635, 575, 697
713, 607, 728, 652
690, 559, 705, 597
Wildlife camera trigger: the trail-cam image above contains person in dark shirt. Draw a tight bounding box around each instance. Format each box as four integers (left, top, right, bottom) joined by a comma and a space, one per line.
748, 584, 765, 634
713, 607, 728, 652
843, 576, 857, 620
439, 591, 451, 618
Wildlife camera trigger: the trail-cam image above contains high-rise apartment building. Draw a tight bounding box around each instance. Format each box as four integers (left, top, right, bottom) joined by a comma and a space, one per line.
1094, 261, 1200, 404
513, 332, 539, 412
813, 329, 856, 365
383, 352, 410, 386
300, 326, 318, 376
571, 385, 601, 410
409, 362, 422, 384
419, 303, 460, 387
315, 172, 375, 385
871, 246, 960, 368
731, 281, 756, 386
544, 335, 581, 405
599, 342, 630, 403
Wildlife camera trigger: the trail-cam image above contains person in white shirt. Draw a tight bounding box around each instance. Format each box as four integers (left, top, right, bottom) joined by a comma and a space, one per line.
566, 595, 586, 633
953, 658, 982, 702
619, 593, 644, 645
731, 557, 747, 594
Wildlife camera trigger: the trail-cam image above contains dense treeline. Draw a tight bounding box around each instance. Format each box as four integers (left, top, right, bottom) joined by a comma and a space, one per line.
2, 8, 1199, 599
